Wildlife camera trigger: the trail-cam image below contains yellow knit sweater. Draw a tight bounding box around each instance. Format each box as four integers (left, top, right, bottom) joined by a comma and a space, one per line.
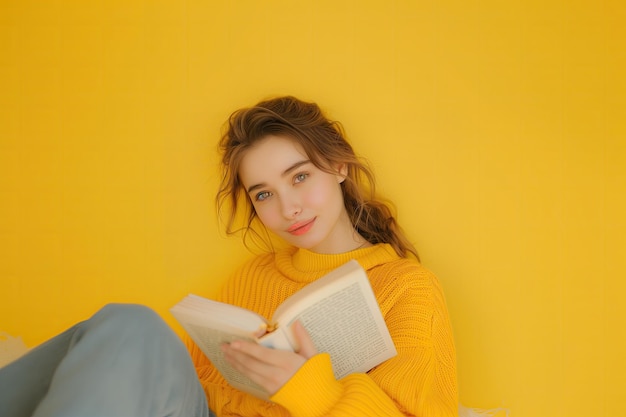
186, 244, 458, 417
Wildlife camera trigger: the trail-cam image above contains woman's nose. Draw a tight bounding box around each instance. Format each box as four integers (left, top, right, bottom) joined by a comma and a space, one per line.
281, 196, 301, 219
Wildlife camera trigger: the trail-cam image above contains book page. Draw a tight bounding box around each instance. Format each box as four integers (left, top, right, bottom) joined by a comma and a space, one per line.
288, 281, 396, 379
257, 327, 294, 350
171, 294, 269, 334
273, 260, 397, 379
182, 322, 269, 399
170, 297, 272, 398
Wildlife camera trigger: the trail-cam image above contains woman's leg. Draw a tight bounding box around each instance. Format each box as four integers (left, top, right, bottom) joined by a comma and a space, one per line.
0, 304, 210, 417
0, 325, 79, 417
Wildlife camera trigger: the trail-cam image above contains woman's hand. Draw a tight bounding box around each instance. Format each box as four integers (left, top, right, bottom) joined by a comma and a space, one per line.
221, 321, 317, 396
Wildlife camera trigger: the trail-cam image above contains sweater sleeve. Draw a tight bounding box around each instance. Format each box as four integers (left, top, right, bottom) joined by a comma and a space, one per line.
270, 265, 458, 417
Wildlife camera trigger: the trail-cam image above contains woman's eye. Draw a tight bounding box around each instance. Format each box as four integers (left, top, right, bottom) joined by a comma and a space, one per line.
294, 173, 308, 184
255, 191, 271, 201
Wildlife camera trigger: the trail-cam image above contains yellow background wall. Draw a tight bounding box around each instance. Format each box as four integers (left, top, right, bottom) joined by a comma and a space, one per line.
1, 1, 624, 416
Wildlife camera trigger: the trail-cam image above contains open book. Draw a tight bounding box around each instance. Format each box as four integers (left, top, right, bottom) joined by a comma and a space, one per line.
170, 260, 397, 399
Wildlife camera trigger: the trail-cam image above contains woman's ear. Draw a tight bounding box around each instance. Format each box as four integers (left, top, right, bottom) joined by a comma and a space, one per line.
336, 163, 348, 183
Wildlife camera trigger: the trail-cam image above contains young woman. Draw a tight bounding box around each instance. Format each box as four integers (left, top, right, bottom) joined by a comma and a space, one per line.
0, 96, 458, 417
192, 96, 458, 416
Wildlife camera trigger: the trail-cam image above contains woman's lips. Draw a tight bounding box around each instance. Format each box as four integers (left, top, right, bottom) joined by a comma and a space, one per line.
287, 218, 315, 236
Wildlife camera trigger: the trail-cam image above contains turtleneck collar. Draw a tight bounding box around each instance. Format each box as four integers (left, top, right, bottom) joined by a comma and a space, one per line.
274, 243, 401, 283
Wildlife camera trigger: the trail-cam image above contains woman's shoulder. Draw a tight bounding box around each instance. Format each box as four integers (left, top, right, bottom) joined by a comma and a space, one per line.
368, 256, 444, 293
368, 258, 451, 319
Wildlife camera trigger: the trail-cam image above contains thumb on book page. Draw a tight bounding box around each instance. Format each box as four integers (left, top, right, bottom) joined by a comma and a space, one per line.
292, 321, 317, 359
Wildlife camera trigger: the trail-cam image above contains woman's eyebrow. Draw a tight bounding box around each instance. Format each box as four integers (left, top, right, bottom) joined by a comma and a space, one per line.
246, 160, 311, 194
281, 160, 310, 176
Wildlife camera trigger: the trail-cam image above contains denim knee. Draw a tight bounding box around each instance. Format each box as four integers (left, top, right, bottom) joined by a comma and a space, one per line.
81, 303, 178, 349
95, 303, 163, 329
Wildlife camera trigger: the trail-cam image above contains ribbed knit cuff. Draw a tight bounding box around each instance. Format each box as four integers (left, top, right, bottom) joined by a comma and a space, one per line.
270, 353, 343, 417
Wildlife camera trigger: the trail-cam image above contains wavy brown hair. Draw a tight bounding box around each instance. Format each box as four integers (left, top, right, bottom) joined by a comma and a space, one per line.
216, 96, 419, 260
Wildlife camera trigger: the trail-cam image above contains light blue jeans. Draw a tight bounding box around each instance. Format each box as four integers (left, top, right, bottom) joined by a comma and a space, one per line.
0, 304, 215, 417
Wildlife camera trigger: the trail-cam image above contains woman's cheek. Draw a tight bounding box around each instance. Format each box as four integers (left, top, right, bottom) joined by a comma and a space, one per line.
305, 182, 335, 208
255, 204, 280, 230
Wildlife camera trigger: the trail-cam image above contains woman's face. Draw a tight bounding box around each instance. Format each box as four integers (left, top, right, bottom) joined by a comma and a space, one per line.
238, 135, 360, 254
